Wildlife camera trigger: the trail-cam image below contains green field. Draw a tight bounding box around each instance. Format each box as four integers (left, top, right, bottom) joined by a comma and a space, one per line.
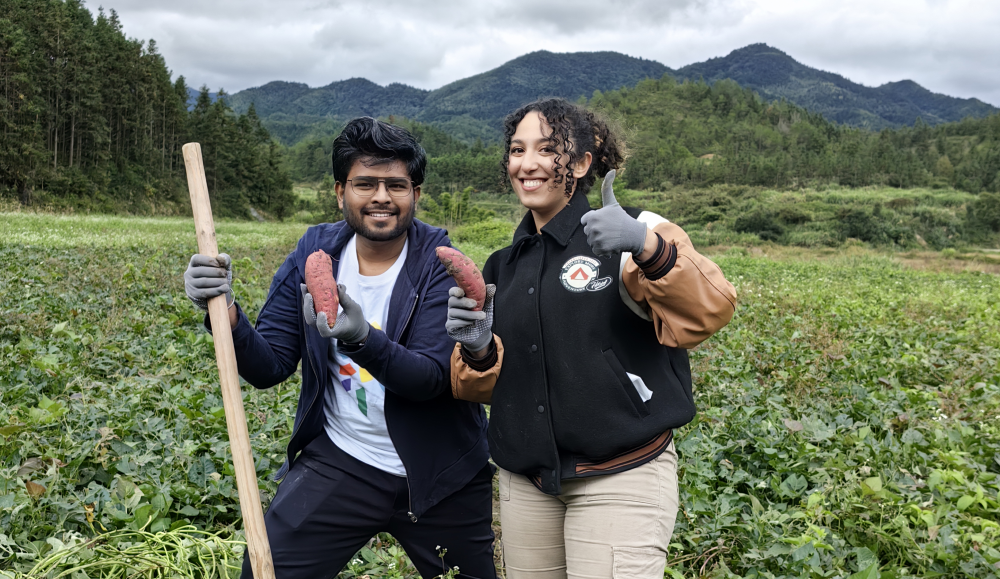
1, 212, 998, 578
590, 185, 1000, 252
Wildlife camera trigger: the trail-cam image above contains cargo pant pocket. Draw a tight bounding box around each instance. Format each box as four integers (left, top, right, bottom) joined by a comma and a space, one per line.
612, 546, 666, 579
498, 468, 511, 501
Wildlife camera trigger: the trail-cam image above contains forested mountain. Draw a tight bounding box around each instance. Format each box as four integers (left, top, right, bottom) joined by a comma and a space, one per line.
227, 79, 426, 121
283, 76, 1000, 198
228, 46, 996, 146
226, 51, 669, 143
416, 51, 669, 141
673, 44, 997, 130
589, 77, 1000, 194
0, 0, 294, 217
3, 2, 997, 218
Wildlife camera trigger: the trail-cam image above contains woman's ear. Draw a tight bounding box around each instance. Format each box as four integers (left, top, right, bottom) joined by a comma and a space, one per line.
572, 151, 593, 179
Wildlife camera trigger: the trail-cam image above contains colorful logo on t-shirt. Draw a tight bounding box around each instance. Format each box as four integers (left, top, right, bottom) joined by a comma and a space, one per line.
334, 321, 384, 417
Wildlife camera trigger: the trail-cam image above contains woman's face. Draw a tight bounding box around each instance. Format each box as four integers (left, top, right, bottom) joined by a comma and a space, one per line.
507, 112, 591, 219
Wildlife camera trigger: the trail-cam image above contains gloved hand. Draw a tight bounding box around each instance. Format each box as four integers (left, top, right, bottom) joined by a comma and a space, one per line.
446, 284, 496, 353
301, 283, 370, 344
579, 170, 648, 258
184, 253, 234, 311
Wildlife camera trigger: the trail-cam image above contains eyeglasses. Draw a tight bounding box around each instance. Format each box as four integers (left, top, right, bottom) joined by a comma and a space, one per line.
346, 177, 413, 197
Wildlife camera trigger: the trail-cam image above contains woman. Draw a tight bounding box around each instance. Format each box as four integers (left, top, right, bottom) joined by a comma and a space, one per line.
446, 98, 737, 578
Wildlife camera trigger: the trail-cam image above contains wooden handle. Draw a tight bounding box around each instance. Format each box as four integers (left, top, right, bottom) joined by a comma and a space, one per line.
182, 143, 275, 579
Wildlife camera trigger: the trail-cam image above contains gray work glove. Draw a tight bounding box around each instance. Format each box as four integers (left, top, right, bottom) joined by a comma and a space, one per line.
446, 284, 496, 353
301, 283, 370, 344
579, 170, 648, 258
184, 253, 234, 311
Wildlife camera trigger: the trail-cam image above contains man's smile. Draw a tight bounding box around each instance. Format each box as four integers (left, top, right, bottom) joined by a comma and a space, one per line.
363, 207, 399, 223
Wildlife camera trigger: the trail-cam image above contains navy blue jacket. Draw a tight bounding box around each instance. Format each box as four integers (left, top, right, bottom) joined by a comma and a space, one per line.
214, 219, 489, 518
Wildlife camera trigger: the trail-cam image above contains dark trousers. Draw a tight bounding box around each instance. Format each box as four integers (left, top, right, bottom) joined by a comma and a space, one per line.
241, 434, 497, 579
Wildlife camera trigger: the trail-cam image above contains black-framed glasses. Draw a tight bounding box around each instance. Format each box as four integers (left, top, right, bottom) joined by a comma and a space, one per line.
347, 177, 413, 197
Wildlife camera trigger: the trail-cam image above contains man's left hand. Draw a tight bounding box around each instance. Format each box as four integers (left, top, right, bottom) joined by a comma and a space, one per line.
302, 283, 370, 344
580, 170, 648, 258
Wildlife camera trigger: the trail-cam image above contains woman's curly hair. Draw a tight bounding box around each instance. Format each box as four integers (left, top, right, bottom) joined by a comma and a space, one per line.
500, 98, 626, 197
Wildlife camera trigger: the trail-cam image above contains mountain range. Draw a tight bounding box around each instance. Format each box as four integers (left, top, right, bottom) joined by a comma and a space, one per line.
220, 44, 997, 144
678, 44, 996, 128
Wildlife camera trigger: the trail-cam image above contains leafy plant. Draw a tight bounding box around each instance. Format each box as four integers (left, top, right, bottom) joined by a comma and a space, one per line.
2, 212, 998, 578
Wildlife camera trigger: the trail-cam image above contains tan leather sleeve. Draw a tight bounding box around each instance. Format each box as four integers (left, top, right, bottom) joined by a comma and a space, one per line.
450, 335, 504, 404
622, 221, 737, 349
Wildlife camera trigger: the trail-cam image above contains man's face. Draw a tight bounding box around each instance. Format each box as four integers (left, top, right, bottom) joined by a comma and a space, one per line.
336, 159, 421, 242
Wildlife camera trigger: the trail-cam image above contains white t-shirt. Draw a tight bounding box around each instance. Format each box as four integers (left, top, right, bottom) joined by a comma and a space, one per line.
323, 234, 408, 476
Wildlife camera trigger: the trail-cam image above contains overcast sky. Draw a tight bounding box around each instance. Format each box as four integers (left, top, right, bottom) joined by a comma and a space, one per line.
89, 0, 1000, 106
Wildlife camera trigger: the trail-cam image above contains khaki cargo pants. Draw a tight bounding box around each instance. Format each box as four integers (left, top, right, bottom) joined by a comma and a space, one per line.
498, 442, 679, 579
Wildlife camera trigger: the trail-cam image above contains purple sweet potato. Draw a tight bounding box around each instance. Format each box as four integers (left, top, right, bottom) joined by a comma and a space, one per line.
305, 249, 338, 327
436, 247, 486, 311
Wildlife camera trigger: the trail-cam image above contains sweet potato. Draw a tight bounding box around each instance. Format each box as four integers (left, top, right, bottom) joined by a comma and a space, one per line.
305, 249, 338, 327
436, 247, 486, 311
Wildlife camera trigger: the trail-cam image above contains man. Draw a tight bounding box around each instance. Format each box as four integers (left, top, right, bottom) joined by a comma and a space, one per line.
183, 117, 496, 578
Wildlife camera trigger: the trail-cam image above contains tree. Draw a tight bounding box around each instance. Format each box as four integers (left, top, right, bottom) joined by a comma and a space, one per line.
1, 0, 294, 217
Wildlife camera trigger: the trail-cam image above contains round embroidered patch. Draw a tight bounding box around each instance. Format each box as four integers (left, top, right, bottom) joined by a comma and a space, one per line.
560, 256, 601, 292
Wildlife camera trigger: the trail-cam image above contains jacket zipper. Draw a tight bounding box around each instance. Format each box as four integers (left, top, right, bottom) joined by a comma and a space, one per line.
393, 289, 419, 342
391, 290, 420, 521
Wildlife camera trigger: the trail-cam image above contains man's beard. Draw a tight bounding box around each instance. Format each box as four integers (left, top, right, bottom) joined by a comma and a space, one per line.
343, 201, 415, 242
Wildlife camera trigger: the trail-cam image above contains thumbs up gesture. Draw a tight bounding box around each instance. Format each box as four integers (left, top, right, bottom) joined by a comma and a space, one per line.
580, 170, 649, 258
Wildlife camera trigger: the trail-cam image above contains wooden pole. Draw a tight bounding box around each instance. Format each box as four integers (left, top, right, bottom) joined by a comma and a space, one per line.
182, 142, 275, 579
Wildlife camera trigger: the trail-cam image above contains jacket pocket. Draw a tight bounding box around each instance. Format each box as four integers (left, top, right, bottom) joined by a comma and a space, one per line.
602, 349, 651, 418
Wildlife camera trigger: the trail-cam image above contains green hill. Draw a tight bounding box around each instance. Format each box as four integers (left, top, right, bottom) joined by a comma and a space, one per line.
416, 51, 669, 141
283, 74, 1000, 205
226, 51, 670, 144
228, 45, 997, 145
226, 78, 428, 121
674, 44, 997, 129
588, 75, 1000, 195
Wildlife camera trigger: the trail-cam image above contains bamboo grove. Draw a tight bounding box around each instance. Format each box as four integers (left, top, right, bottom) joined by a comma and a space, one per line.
0, 0, 294, 217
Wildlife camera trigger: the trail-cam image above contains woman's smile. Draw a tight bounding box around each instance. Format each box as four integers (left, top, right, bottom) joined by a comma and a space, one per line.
518, 179, 545, 192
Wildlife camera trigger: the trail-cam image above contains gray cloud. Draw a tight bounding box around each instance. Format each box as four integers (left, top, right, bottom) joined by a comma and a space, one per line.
93, 0, 1000, 106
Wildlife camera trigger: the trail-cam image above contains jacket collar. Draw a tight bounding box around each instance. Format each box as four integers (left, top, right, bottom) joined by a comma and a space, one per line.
509, 192, 592, 263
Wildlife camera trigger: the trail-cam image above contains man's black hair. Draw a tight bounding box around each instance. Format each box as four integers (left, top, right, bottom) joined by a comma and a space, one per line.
331, 117, 427, 186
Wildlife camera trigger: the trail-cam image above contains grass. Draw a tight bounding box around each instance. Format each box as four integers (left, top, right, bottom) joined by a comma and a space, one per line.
0, 213, 308, 249
1, 211, 998, 578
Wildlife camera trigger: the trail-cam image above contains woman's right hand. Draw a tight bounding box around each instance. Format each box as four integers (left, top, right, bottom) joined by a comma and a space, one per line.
446, 284, 496, 355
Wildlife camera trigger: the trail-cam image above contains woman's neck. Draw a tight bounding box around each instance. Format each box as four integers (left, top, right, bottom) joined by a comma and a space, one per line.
531, 196, 571, 232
